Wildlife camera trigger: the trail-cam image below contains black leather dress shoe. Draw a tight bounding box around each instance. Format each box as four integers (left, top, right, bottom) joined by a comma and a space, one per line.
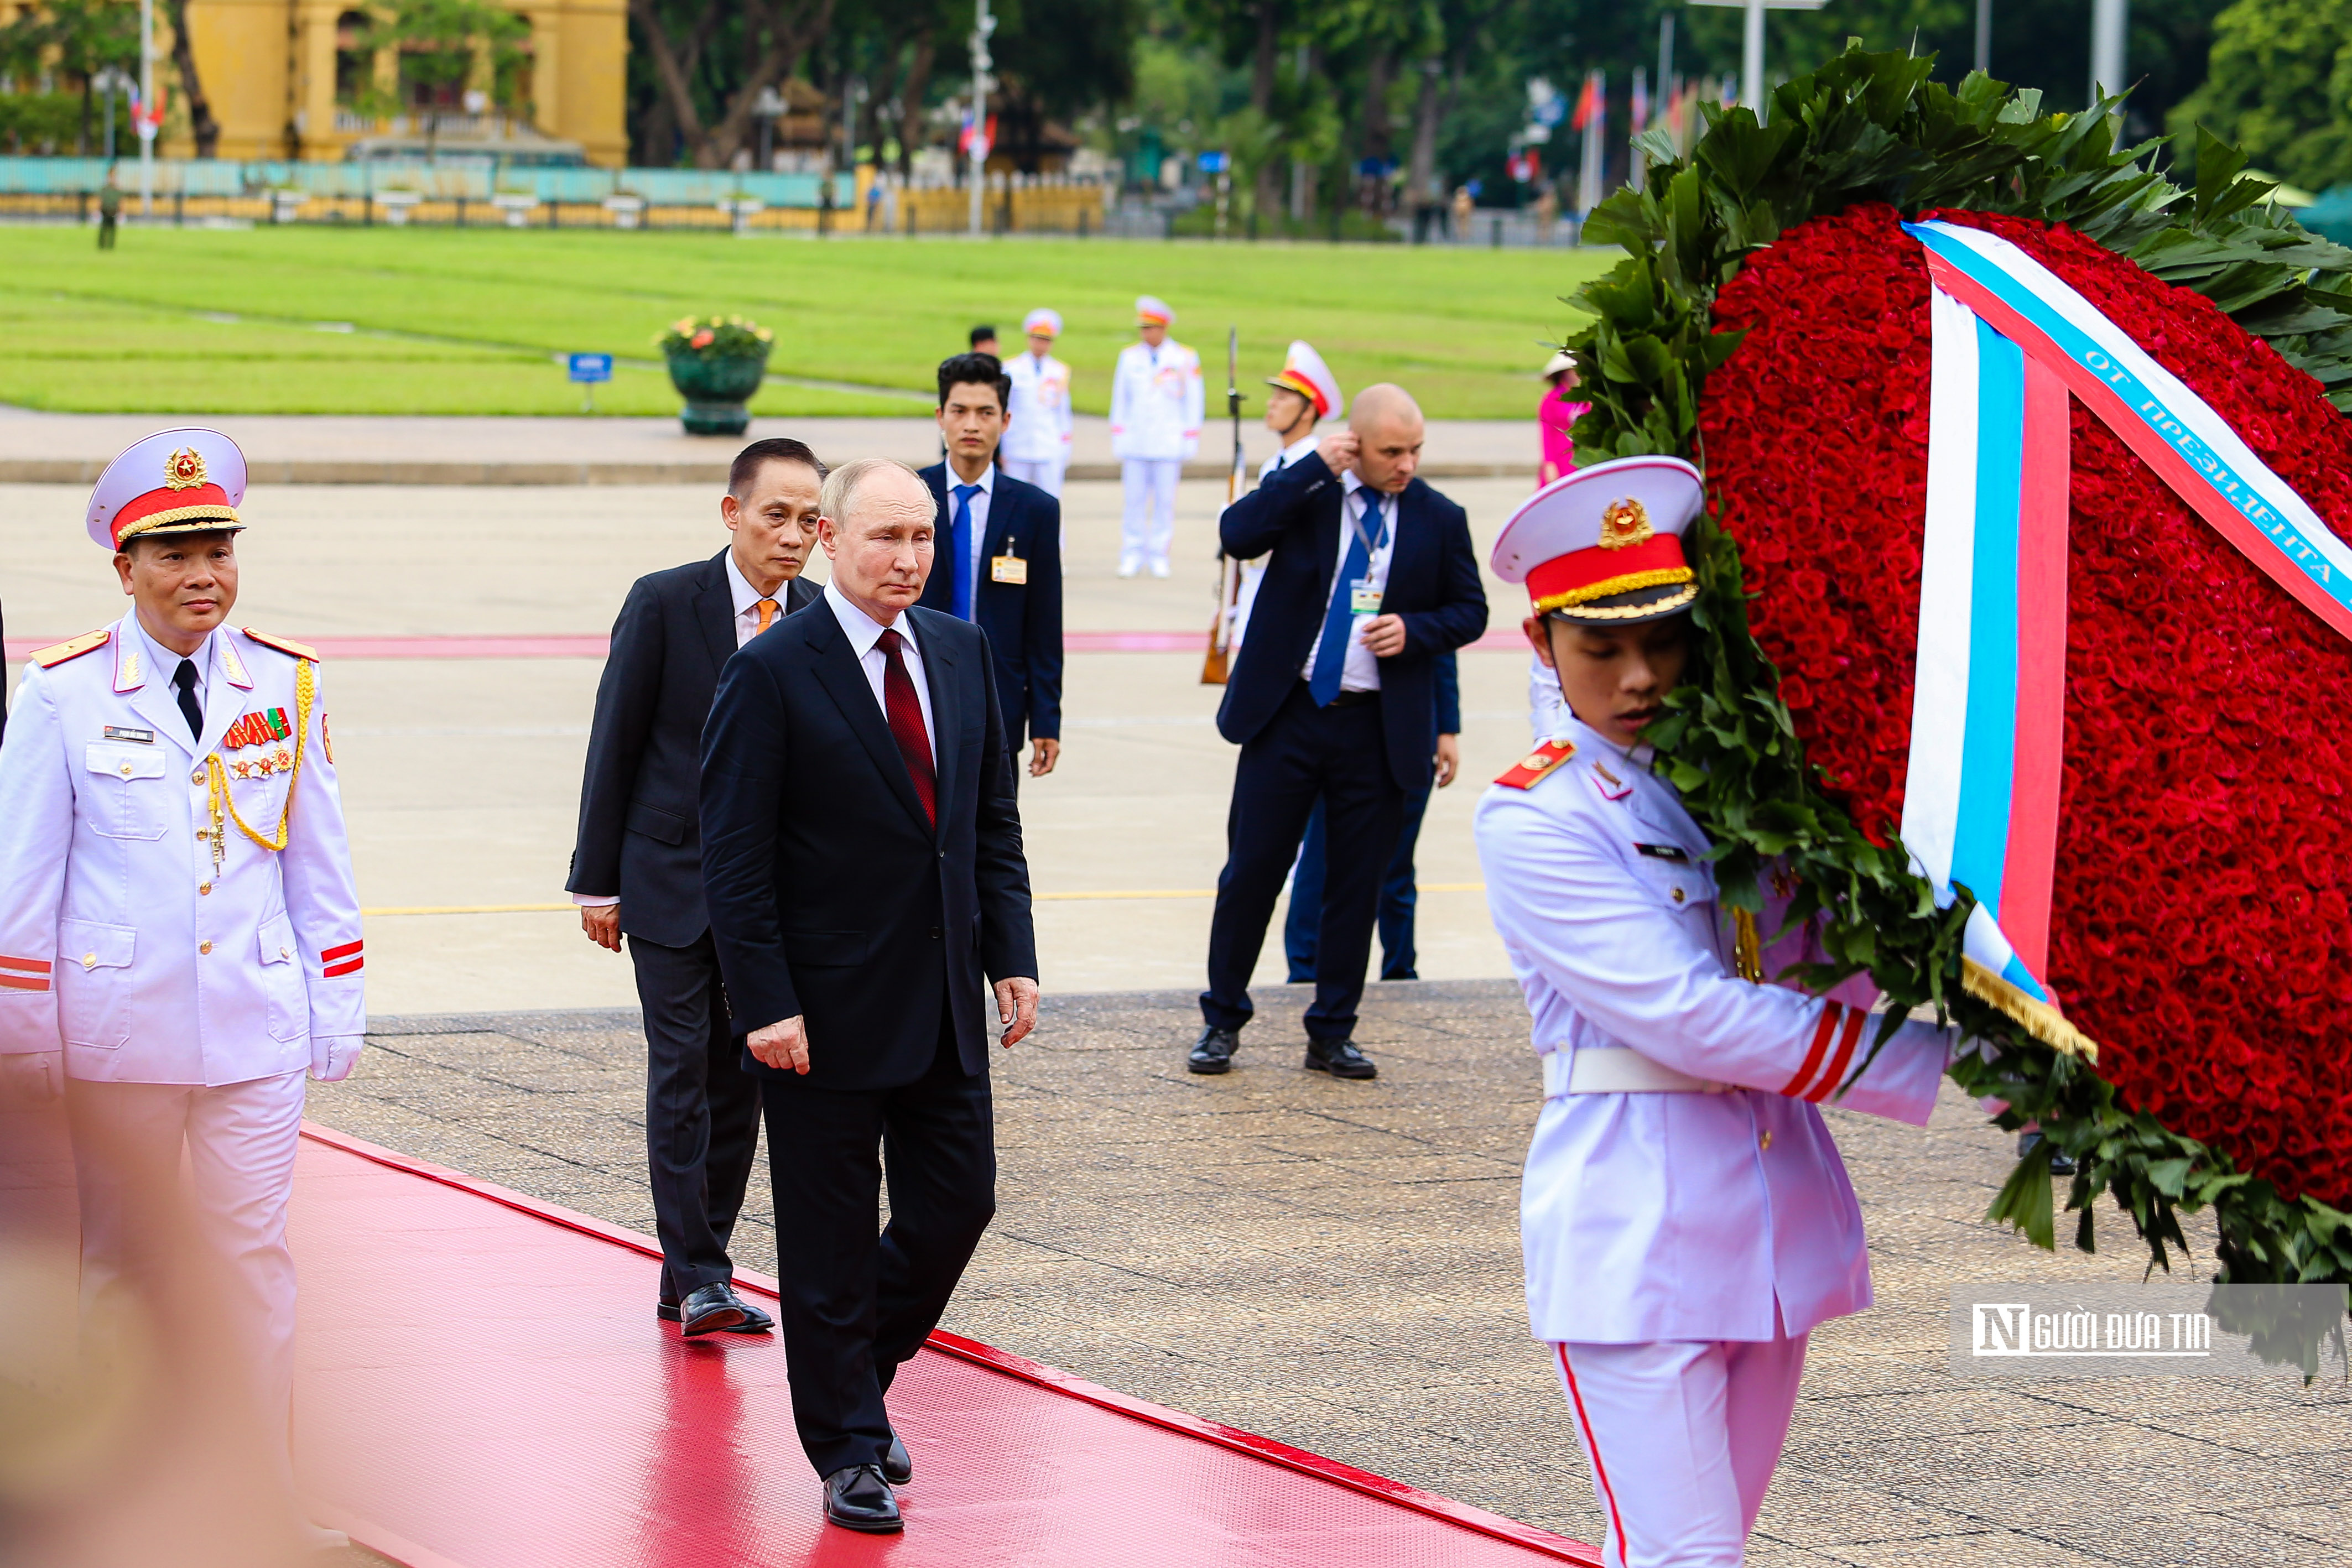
1189, 1025, 1240, 1075
1304, 1038, 1377, 1079
882, 1433, 912, 1486
659, 1285, 774, 1333
823, 1465, 903, 1533
677, 1282, 748, 1337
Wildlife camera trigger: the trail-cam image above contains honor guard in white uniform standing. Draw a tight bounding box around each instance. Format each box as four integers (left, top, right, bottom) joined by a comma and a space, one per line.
1474, 459, 1955, 1568
1107, 294, 1203, 577
1227, 340, 1342, 657
1001, 307, 1074, 499
0, 428, 364, 1550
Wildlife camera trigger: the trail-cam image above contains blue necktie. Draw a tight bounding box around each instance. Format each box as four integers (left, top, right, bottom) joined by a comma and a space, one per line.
1310, 492, 1383, 706
950, 483, 980, 620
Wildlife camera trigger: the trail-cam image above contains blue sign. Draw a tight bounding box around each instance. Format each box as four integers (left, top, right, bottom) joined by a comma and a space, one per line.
568, 352, 613, 384
1197, 150, 1230, 174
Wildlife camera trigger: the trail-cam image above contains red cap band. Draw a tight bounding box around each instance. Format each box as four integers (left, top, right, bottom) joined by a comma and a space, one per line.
1526, 534, 1691, 613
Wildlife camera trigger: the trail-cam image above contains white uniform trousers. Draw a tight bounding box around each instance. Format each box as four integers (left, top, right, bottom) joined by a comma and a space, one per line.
67, 1069, 308, 1464
1552, 1327, 1808, 1568
1002, 455, 1067, 499
1120, 458, 1182, 571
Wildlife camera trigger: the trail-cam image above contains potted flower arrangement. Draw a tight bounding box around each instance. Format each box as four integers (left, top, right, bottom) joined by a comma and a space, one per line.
658, 314, 773, 436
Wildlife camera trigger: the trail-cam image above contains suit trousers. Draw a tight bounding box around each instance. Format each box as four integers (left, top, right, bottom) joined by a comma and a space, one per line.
761, 1007, 997, 1479
630, 930, 763, 1301
1203, 681, 1407, 1042
66, 1069, 308, 1483
1119, 459, 1181, 567
1552, 1329, 1808, 1568
1283, 781, 1434, 983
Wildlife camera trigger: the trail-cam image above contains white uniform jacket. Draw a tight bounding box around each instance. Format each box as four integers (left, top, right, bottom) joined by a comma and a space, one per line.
1002, 351, 1075, 464
1108, 340, 1203, 461
1474, 714, 1949, 1345
0, 615, 365, 1085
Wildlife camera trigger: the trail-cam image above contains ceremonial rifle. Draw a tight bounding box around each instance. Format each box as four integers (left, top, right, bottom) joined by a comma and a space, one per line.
1201, 325, 1246, 685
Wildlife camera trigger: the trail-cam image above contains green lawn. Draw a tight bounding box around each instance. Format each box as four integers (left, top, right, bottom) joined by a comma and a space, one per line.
0, 227, 1612, 419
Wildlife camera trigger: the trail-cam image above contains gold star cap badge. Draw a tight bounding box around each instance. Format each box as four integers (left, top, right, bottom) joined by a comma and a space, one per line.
164, 446, 209, 491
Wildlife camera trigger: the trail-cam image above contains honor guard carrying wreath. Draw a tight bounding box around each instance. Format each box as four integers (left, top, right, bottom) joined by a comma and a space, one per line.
1001, 308, 1075, 500
0, 428, 365, 1552
1108, 295, 1203, 577
1473, 458, 1958, 1568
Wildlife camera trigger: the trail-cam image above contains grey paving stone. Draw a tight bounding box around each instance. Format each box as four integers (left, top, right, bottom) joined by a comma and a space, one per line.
308, 980, 2352, 1562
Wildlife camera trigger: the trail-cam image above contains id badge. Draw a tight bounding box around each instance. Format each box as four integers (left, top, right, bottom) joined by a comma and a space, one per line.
991, 555, 1028, 585
1347, 580, 1382, 615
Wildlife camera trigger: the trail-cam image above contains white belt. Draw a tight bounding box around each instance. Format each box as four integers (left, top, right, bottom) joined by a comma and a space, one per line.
1542, 1048, 1731, 1097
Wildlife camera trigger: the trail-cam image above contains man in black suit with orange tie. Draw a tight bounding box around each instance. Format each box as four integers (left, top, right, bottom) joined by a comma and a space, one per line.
568, 437, 825, 1338
700, 457, 1038, 1535
1193, 384, 1487, 1080
918, 352, 1065, 784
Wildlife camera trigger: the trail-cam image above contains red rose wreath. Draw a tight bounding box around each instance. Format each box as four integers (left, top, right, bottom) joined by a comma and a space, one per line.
1567, 46, 2352, 1289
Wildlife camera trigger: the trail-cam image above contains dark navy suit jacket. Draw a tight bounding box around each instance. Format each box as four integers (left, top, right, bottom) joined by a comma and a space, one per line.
699, 600, 1037, 1091
917, 463, 1064, 744
1216, 452, 1487, 790
566, 551, 820, 946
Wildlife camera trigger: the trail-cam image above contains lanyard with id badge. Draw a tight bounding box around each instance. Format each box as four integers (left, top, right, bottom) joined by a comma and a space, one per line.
1345, 493, 1390, 617
990, 532, 1027, 586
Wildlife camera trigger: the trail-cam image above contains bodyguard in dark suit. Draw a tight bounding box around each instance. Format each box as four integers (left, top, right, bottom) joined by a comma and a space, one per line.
567, 437, 824, 1338
1193, 384, 1487, 1079
917, 352, 1065, 783
700, 457, 1038, 1535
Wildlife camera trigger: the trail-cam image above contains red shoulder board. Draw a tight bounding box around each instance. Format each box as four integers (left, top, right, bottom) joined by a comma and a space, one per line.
1494, 738, 1577, 790
29, 628, 110, 669
242, 627, 320, 661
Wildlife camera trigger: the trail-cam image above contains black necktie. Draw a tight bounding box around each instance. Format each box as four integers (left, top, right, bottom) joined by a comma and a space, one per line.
172, 658, 203, 739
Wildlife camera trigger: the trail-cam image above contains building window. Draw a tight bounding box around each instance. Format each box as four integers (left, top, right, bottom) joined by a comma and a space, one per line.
334, 11, 373, 107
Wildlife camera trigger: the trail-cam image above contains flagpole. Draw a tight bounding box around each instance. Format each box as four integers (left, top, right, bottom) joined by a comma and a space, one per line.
138, 0, 153, 215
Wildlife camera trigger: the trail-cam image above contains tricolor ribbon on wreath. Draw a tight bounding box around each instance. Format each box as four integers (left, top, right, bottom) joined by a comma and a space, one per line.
1897, 219, 2349, 1056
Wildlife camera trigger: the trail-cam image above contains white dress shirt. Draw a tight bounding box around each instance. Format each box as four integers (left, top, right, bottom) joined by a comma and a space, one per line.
941, 461, 996, 614
1255, 431, 1320, 484
1298, 473, 1397, 694
724, 549, 792, 648
825, 580, 936, 763
132, 614, 209, 721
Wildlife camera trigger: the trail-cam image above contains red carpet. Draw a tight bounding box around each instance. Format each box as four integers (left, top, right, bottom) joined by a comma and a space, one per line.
290, 1125, 1600, 1568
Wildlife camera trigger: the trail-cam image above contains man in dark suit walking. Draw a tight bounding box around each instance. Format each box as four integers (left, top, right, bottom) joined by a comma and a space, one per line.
568, 437, 825, 1337
917, 352, 1065, 784
700, 457, 1038, 1535
1192, 384, 1487, 1080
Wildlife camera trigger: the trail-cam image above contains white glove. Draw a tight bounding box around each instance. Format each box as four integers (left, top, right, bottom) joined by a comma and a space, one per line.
0, 1050, 62, 1103
309, 1035, 362, 1082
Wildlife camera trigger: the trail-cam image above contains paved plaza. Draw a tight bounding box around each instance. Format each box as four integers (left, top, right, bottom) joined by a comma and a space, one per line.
312, 986, 2352, 1568
4, 423, 2347, 1565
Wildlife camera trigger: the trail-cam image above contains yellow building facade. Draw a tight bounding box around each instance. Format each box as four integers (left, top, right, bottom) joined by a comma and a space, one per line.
2, 0, 626, 166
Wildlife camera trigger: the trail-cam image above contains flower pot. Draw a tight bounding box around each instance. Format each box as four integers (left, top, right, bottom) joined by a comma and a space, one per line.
664, 347, 769, 436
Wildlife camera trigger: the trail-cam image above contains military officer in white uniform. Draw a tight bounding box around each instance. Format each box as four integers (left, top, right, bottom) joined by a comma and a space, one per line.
1001, 306, 1074, 499
1474, 457, 1955, 1568
1227, 340, 1342, 658
0, 428, 363, 1550
1107, 294, 1203, 577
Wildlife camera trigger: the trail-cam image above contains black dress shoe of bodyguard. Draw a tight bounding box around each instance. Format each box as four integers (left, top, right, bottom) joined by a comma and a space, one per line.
1304, 1038, 1377, 1080
678, 1282, 748, 1337
1189, 1025, 1240, 1075
883, 1433, 913, 1486
660, 1285, 773, 1333
824, 1465, 903, 1533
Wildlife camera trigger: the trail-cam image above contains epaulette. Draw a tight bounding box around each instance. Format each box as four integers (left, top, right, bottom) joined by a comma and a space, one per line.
29, 628, 110, 669
242, 627, 320, 661
1495, 738, 1577, 790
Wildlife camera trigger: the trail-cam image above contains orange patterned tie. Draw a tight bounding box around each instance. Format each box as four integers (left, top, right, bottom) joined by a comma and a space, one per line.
754, 597, 778, 634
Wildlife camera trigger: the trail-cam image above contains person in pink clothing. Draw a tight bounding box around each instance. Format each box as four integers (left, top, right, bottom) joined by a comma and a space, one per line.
1540, 349, 1591, 487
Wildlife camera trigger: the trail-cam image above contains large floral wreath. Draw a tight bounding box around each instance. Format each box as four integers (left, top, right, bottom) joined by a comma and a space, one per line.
1563, 45, 2352, 1288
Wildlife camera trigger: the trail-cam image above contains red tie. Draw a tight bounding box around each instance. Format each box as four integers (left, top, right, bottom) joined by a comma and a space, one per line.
875, 628, 936, 826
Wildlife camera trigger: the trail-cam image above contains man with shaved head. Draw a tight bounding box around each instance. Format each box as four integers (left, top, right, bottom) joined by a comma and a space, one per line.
1192, 383, 1487, 1078
699, 456, 1038, 1535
